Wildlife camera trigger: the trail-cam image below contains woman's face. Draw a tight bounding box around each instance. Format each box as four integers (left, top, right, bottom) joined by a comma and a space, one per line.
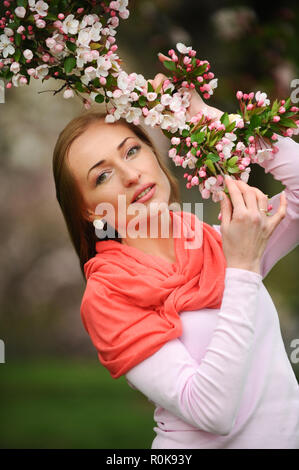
67, 120, 171, 236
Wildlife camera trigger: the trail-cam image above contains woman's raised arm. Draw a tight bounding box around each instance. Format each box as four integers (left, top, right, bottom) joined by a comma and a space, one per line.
213, 135, 299, 280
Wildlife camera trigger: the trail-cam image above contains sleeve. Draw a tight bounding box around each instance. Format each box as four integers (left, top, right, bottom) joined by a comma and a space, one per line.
213, 135, 299, 280
125, 267, 262, 436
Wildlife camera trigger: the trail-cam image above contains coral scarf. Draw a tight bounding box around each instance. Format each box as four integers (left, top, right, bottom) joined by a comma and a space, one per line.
80, 210, 227, 379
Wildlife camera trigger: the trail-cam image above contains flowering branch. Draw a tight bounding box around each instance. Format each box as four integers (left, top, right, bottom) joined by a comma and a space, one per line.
0, 0, 298, 204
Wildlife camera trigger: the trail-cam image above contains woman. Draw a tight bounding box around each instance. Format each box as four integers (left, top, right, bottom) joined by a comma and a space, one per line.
52, 74, 299, 449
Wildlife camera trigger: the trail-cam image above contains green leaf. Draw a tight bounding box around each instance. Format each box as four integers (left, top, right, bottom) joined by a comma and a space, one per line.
220, 112, 230, 128
225, 121, 236, 133
190, 131, 205, 144
64, 57, 76, 74
227, 166, 239, 173
75, 81, 85, 92
138, 96, 147, 107
17, 0, 27, 7
14, 49, 21, 62
205, 159, 216, 175
147, 81, 154, 93
5, 22, 19, 30
46, 13, 58, 21
284, 97, 291, 109
92, 77, 100, 88
162, 60, 177, 72
95, 94, 104, 103
279, 118, 298, 128
181, 129, 189, 138
15, 33, 22, 47
206, 152, 220, 163
227, 156, 239, 166
271, 99, 279, 115
66, 41, 77, 53
249, 114, 262, 130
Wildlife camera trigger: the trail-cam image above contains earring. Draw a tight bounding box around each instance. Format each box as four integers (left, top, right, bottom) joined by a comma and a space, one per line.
93, 218, 105, 230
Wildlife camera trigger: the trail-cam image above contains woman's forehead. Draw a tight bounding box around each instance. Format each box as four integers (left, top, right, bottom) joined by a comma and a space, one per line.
67, 121, 137, 173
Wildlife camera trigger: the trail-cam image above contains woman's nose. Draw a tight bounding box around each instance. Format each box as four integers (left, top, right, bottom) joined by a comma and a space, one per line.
120, 165, 141, 187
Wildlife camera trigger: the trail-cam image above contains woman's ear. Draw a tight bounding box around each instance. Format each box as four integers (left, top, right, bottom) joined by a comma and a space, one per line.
84, 209, 94, 223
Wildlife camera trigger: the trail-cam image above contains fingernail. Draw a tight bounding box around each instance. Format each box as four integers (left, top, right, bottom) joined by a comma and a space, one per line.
225, 175, 232, 180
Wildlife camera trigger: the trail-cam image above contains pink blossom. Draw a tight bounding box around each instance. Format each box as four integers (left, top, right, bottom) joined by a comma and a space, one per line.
236, 91, 243, 99
35, 19, 46, 29
168, 148, 177, 159
14, 6, 26, 18
23, 49, 33, 60
279, 106, 286, 113
17, 25, 25, 34
273, 116, 280, 122
201, 188, 210, 199
171, 137, 180, 145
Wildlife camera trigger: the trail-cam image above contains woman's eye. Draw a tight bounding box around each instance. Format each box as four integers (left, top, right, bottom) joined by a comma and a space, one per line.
127, 145, 141, 157
95, 145, 141, 186
96, 172, 109, 185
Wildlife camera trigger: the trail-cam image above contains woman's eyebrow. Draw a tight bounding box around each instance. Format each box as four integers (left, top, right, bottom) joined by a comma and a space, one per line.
87, 136, 135, 180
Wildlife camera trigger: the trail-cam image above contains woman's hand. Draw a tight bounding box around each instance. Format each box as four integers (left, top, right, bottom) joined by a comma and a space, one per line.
219, 177, 287, 275
146, 53, 223, 122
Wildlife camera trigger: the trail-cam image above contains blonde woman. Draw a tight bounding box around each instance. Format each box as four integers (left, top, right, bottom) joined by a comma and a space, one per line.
52, 74, 299, 449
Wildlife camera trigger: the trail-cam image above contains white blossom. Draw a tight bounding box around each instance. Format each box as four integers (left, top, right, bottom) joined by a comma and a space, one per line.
62, 14, 80, 35
208, 78, 218, 94
23, 49, 33, 60
63, 88, 75, 99
10, 62, 20, 74
144, 109, 162, 127
105, 114, 116, 123
117, 70, 130, 91
255, 90, 270, 106
90, 22, 102, 42
169, 94, 182, 113
255, 148, 272, 164
35, 64, 49, 78
35, 1, 49, 17
77, 28, 92, 47
240, 167, 251, 182
14, 7, 26, 18
125, 107, 142, 123
0, 34, 15, 58
4, 28, 14, 37
96, 56, 112, 78
176, 42, 192, 54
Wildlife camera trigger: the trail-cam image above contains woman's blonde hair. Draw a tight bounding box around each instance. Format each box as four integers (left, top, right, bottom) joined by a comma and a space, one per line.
52, 110, 181, 281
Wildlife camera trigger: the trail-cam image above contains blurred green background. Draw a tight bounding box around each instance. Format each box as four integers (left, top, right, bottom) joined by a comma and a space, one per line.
0, 0, 299, 449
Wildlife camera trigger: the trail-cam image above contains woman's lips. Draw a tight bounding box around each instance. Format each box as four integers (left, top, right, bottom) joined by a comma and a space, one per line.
132, 184, 156, 203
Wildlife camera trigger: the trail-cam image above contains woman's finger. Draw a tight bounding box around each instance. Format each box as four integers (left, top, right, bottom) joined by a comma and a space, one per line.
219, 191, 232, 228
158, 52, 171, 63
266, 191, 287, 236
224, 176, 247, 216
233, 180, 269, 213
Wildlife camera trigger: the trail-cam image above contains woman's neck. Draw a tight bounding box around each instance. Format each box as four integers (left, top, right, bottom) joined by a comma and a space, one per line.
120, 211, 176, 264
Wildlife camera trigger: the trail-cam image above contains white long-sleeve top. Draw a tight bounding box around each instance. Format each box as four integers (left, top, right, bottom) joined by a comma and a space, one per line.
125, 135, 299, 449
